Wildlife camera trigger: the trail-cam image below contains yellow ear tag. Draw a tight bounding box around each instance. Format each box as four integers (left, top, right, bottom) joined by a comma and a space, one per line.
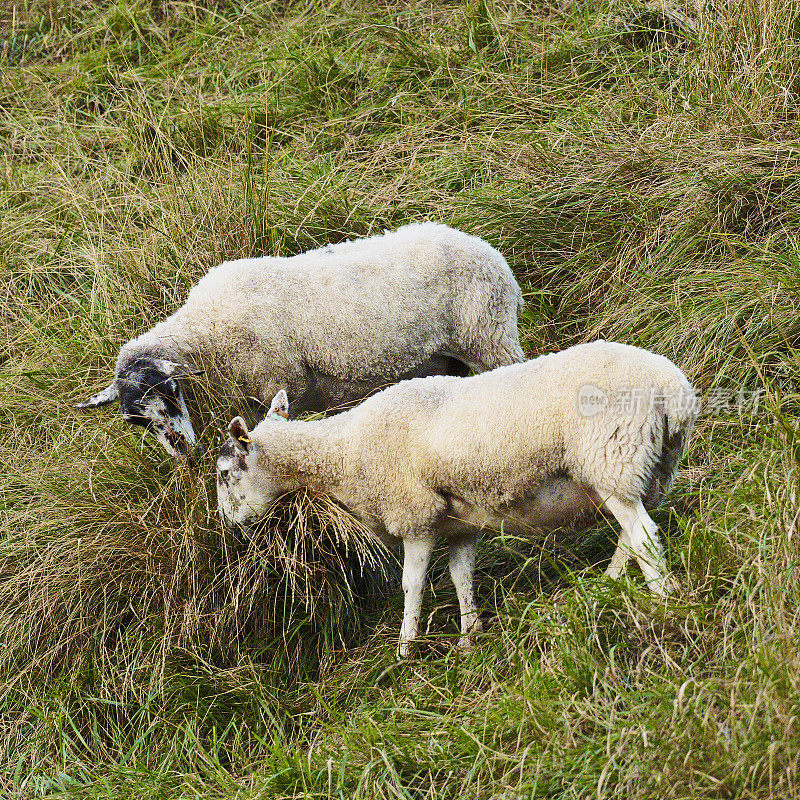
238, 435, 252, 444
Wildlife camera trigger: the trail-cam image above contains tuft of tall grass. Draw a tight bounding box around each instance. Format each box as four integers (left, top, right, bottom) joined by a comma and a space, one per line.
0, 477, 390, 666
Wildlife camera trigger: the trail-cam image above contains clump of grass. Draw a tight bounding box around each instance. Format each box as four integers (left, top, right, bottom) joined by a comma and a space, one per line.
0, 442, 393, 785
0, 473, 392, 678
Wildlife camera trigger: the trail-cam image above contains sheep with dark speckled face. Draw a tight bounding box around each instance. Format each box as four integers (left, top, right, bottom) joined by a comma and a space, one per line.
216, 341, 697, 658
76, 223, 525, 457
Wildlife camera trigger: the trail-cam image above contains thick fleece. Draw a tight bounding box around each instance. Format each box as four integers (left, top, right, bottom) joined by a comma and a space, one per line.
120, 222, 524, 407
78, 223, 524, 456
217, 341, 697, 657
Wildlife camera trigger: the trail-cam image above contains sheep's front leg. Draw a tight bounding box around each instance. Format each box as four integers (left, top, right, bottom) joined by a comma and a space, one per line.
397, 537, 435, 659
448, 532, 482, 651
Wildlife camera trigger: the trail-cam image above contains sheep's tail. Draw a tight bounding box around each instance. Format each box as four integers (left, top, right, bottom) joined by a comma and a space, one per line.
643, 385, 698, 510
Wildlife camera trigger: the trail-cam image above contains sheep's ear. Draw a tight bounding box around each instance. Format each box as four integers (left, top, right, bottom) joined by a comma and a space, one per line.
152, 358, 204, 378
228, 416, 251, 452
267, 389, 290, 421
75, 383, 119, 410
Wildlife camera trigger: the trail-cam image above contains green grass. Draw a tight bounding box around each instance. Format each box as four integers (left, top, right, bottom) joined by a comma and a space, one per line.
2, 0, 800, 796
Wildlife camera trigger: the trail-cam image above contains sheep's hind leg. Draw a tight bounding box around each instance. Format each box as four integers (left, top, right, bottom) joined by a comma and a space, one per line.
604, 526, 631, 579
602, 496, 677, 597
448, 532, 482, 651
397, 537, 436, 659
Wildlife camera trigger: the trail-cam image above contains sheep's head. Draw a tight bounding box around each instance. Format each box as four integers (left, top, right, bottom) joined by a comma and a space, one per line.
76, 357, 200, 458
217, 390, 293, 527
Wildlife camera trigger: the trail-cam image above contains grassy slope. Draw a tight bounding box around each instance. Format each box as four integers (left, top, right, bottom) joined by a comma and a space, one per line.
1, 0, 800, 796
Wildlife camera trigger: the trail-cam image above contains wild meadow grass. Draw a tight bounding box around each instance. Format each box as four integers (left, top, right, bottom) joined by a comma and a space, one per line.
1, 0, 800, 796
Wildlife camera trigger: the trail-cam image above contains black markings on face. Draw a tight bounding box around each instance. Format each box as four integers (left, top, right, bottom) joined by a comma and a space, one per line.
217, 460, 233, 488
216, 442, 250, 523
216, 441, 248, 487
220, 440, 249, 469
118, 360, 183, 429
115, 359, 199, 457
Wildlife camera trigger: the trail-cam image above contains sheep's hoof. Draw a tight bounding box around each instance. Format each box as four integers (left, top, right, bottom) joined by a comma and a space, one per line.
396, 641, 412, 661
603, 564, 628, 580
457, 618, 483, 652
661, 574, 679, 596
648, 574, 678, 598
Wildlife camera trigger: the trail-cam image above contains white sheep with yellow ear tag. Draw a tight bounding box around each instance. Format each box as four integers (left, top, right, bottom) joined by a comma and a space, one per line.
216, 340, 698, 659
76, 223, 525, 458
